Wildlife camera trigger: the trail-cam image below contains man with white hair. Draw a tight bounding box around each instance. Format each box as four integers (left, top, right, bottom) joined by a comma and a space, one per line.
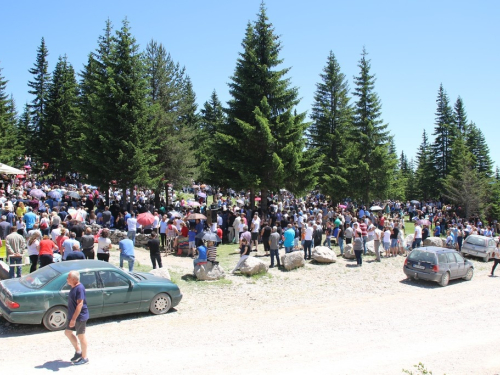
65, 270, 89, 365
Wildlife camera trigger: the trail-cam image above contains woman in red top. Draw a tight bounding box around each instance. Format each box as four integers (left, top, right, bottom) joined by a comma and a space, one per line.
38, 235, 59, 267
56, 228, 68, 253
180, 221, 189, 237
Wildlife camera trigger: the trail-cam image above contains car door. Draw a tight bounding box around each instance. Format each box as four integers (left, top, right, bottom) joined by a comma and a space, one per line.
453, 252, 467, 277
445, 252, 458, 278
98, 270, 141, 315
60, 271, 103, 317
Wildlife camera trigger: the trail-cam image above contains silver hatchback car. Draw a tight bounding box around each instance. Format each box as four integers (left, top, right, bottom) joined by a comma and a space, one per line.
461, 234, 496, 262
403, 247, 474, 287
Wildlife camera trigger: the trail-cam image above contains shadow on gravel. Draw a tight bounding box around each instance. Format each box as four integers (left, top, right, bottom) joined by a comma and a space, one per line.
181, 273, 197, 281
345, 264, 359, 268
35, 359, 73, 371
1, 310, 177, 337
399, 278, 468, 289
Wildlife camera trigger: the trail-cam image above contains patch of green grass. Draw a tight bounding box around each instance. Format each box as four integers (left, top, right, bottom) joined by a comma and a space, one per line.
169, 269, 233, 290
248, 272, 272, 280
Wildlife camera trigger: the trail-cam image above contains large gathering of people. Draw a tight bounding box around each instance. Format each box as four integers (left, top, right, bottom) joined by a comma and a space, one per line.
1, 170, 500, 278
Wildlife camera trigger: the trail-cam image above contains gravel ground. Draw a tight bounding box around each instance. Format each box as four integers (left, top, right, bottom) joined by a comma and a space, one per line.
1, 246, 499, 375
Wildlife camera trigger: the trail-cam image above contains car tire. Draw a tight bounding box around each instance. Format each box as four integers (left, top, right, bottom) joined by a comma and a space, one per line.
438, 272, 450, 287
149, 293, 172, 315
42, 306, 68, 331
463, 267, 473, 281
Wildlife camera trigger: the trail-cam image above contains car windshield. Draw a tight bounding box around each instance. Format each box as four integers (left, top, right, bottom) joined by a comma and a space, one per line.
408, 250, 437, 263
465, 236, 486, 247
19, 266, 60, 289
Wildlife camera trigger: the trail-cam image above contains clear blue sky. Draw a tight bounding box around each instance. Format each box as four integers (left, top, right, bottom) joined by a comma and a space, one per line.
1, 0, 499, 167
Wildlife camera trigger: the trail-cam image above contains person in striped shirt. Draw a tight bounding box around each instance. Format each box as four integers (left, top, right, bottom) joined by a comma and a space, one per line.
206, 241, 217, 263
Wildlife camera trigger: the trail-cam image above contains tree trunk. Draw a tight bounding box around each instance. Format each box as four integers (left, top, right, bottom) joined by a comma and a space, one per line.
261, 187, 268, 218
165, 182, 170, 208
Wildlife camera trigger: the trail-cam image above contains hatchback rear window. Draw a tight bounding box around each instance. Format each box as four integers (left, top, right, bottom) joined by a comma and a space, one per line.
408, 250, 437, 263
465, 236, 486, 246
20, 266, 60, 289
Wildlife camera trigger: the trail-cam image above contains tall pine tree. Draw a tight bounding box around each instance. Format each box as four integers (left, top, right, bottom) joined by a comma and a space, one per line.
0, 67, 22, 165
43, 55, 81, 173
432, 84, 455, 183
308, 51, 353, 199
415, 130, 436, 200
219, 3, 318, 206
466, 122, 493, 177
27, 37, 51, 160
351, 47, 393, 202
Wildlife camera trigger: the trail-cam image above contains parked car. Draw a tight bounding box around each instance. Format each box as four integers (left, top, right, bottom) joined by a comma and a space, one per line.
461, 234, 496, 262
403, 246, 474, 287
0, 260, 182, 331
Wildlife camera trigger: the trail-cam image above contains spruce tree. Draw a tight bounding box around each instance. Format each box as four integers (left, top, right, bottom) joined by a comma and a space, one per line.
351, 47, 393, 202
466, 122, 493, 177
198, 90, 228, 186
44, 55, 81, 173
17, 104, 32, 158
0, 67, 22, 165
453, 96, 468, 135
27, 37, 51, 159
415, 130, 436, 199
432, 84, 454, 182
144, 40, 197, 206
78, 19, 154, 195
308, 51, 353, 198
220, 3, 318, 205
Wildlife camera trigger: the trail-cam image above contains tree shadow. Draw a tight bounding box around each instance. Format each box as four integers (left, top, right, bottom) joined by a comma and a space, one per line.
345, 264, 359, 268
181, 273, 197, 282
35, 360, 73, 371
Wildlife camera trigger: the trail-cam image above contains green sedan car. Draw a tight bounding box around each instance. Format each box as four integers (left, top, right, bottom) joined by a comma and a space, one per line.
0, 260, 182, 331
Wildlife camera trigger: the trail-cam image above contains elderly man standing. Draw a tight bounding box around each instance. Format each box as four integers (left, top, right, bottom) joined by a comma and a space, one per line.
6, 227, 26, 278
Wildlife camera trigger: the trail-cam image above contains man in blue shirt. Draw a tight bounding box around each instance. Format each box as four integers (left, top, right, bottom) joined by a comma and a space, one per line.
62, 232, 80, 260
23, 207, 37, 231
283, 224, 295, 254
119, 238, 135, 271
65, 270, 89, 365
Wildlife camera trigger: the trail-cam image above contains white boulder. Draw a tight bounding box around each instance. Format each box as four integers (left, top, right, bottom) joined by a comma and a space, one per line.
423, 237, 445, 247
343, 244, 355, 259
194, 262, 226, 281
280, 251, 305, 271
312, 246, 337, 263
239, 257, 269, 275
149, 267, 171, 280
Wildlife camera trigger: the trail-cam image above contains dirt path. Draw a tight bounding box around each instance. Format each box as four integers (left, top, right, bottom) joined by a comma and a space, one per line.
1, 249, 500, 374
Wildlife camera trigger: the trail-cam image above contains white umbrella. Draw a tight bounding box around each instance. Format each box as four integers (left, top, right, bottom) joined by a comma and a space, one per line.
370, 205, 383, 211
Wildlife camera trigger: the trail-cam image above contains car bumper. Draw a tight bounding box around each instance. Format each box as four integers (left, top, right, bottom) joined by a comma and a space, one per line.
0, 300, 45, 325
461, 249, 486, 258
404, 267, 441, 282
171, 293, 183, 308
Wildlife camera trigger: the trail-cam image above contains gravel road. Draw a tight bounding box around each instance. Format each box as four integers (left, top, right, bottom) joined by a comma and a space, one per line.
1, 248, 499, 375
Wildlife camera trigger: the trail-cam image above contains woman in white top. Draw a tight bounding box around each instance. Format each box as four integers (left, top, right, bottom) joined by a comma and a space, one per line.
27, 232, 41, 273
16, 216, 25, 236
97, 228, 112, 262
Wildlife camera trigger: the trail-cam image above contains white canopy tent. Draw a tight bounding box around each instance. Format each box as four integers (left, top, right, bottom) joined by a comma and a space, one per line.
0, 163, 26, 175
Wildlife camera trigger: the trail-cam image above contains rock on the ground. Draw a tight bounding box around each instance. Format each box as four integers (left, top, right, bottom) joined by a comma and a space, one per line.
280, 251, 305, 271
85, 224, 102, 235
343, 244, 355, 259
365, 240, 375, 255
0, 261, 9, 280
135, 233, 151, 247
405, 234, 414, 247
109, 230, 128, 245
423, 237, 445, 247
149, 267, 171, 280
312, 246, 337, 263
194, 262, 226, 281
239, 257, 268, 275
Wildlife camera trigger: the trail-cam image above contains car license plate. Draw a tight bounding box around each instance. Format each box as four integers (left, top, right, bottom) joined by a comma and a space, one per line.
413, 264, 425, 270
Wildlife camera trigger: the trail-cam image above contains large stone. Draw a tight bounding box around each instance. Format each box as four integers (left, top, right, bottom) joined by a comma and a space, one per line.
343, 244, 355, 259
0, 260, 9, 280
280, 251, 305, 271
109, 230, 128, 245
423, 237, 445, 247
135, 233, 151, 247
149, 267, 171, 280
312, 246, 337, 263
194, 262, 226, 281
239, 257, 268, 275
405, 234, 414, 247
365, 240, 375, 255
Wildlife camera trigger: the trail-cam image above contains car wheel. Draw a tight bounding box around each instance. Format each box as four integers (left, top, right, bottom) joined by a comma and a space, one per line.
149, 293, 172, 315
463, 267, 473, 281
438, 272, 450, 287
43, 306, 68, 331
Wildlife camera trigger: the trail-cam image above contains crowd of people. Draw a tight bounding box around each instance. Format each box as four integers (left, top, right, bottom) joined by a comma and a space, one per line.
2, 172, 500, 278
